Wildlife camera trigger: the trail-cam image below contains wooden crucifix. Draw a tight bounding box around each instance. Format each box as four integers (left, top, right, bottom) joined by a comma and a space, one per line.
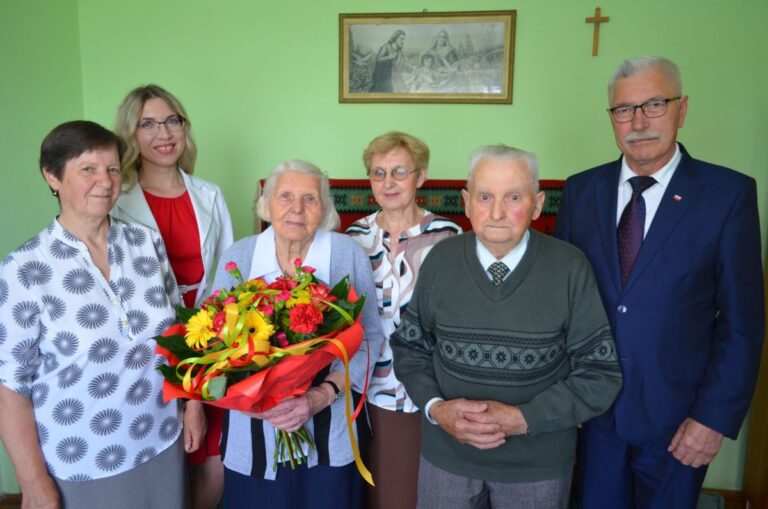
585, 7, 610, 56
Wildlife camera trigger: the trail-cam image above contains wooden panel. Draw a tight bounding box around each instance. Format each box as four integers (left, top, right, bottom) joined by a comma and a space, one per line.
743, 260, 768, 509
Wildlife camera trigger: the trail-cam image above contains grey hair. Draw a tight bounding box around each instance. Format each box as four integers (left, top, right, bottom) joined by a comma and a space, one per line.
467, 145, 540, 193
608, 56, 683, 101
256, 160, 340, 231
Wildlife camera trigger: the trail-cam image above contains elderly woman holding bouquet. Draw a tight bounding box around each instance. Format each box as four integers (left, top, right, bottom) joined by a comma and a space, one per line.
0, 121, 202, 508
346, 131, 461, 509
210, 160, 385, 509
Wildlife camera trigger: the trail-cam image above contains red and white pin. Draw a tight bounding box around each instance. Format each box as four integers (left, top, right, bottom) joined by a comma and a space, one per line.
673, 194, 682, 201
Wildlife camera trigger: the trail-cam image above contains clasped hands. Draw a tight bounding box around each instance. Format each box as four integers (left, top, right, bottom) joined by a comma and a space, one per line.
244, 384, 337, 432
430, 398, 528, 450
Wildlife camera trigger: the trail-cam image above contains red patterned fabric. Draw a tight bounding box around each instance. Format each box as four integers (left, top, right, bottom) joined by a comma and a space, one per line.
259, 178, 564, 234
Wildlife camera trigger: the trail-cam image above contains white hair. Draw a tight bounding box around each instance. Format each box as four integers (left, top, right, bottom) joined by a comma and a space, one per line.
466, 145, 540, 193
608, 56, 683, 101
256, 160, 340, 231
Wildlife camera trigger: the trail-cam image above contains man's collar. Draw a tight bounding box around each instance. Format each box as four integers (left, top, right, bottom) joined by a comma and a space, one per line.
475, 230, 530, 271
620, 143, 681, 188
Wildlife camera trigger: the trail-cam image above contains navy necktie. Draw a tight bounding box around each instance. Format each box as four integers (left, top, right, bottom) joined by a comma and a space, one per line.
617, 176, 656, 286
488, 261, 510, 286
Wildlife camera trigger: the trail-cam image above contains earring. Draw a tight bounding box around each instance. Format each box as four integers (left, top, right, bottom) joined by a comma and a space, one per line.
52, 189, 59, 197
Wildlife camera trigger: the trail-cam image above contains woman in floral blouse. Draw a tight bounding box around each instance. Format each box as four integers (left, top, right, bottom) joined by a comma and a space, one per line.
0, 121, 203, 508
346, 131, 461, 509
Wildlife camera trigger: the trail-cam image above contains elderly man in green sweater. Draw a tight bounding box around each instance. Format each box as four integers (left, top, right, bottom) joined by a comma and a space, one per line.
391, 144, 622, 509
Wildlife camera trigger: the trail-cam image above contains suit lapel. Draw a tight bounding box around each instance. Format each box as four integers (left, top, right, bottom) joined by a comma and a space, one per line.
623, 148, 698, 291
596, 157, 623, 294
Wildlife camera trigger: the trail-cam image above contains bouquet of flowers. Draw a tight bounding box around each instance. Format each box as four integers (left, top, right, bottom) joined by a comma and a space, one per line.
155, 259, 371, 481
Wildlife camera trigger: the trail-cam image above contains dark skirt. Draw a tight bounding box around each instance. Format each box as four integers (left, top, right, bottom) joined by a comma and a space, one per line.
365, 405, 421, 509
224, 462, 363, 509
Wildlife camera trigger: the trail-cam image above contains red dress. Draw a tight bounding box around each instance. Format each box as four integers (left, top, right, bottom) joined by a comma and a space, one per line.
144, 190, 224, 464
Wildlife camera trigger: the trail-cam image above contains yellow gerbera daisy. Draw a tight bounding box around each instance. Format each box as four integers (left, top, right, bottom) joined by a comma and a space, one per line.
244, 310, 275, 342
286, 290, 311, 309
185, 309, 217, 349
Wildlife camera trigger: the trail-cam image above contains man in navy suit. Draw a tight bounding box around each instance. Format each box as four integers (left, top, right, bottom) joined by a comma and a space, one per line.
555, 56, 765, 508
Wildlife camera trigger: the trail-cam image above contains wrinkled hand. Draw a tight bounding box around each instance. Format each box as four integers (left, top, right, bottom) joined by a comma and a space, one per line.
183, 400, 207, 453
244, 385, 336, 432
430, 399, 505, 450
667, 417, 723, 468
467, 400, 528, 437
252, 396, 313, 432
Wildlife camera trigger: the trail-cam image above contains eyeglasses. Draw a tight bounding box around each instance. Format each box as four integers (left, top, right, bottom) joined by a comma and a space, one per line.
608, 97, 681, 123
368, 166, 419, 182
137, 115, 186, 133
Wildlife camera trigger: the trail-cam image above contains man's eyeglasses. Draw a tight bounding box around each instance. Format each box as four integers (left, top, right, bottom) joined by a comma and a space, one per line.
368, 166, 420, 182
137, 115, 186, 133
608, 97, 681, 123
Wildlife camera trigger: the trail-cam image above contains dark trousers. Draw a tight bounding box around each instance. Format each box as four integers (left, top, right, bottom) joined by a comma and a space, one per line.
579, 424, 708, 509
224, 462, 363, 509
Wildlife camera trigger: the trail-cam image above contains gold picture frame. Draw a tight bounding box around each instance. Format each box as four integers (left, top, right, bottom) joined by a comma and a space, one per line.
339, 10, 516, 104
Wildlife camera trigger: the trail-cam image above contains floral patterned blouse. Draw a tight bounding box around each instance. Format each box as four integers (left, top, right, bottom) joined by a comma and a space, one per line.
0, 218, 180, 481
346, 210, 461, 412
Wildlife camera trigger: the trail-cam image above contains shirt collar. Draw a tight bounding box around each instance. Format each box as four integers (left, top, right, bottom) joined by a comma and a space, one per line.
620, 143, 681, 188
49, 217, 119, 252
249, 226, 332, 284
475, 229, 530, 272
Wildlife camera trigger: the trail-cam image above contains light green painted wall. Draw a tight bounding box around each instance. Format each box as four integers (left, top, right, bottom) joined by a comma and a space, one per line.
0, 0, 766, 494
0, 0, 84, 493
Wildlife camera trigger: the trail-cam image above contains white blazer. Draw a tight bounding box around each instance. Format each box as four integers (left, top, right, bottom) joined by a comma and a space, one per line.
111, 169, 234, 306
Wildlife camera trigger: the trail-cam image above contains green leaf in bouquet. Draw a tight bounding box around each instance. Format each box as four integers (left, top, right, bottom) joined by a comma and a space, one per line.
176, 306, 200, 324
155, 333, 200, 360
330, 276, 351, 300
206, 376, 228, 400
348, 294, 366, 320
317, 294, 366, 335
156, 364, 181, 382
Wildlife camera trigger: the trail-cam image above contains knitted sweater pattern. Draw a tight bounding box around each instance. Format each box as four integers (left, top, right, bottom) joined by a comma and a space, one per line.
392, 231, 622, 483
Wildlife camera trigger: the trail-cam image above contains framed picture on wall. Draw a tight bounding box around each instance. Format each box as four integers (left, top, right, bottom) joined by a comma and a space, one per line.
339, 10, 516, 104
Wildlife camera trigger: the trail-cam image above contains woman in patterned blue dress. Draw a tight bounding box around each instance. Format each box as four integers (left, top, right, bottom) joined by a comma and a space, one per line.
0, 121, 204, 508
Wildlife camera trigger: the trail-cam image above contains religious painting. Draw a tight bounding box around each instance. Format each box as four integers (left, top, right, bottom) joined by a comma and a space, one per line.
339, 11, 516, 104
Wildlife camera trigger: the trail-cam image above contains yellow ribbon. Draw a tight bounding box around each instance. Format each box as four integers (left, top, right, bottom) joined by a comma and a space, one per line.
172, 305, 373, 485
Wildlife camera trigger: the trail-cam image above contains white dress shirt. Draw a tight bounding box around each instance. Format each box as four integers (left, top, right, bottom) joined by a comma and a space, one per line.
616, 144, 682, 237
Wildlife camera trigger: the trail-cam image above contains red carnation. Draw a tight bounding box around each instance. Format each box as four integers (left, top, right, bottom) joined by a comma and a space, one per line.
270, 276, 298, 291
289, 303, 324, 335
308, 283, 336, 310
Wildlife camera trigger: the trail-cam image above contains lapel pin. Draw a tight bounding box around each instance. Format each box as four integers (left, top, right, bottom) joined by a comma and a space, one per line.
673, 194, 682, 201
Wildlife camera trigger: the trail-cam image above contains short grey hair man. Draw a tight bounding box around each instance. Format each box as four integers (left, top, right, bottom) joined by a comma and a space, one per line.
467, 144, 540, 193
607, 55, 683, 100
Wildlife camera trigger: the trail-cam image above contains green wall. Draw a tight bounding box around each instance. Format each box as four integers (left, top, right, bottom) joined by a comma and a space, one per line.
0, 0, 84, 493
1, 0, 767, 494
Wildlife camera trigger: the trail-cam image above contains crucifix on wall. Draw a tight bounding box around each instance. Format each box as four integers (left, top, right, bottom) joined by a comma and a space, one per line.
585, 7, 610, 56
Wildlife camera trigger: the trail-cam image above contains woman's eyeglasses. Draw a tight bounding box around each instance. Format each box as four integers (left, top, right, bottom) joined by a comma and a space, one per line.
368, 166, 419, 182
137, 115, 186, 133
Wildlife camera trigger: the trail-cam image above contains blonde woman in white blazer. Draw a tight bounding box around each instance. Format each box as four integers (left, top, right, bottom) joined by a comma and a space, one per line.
113, 85, 233, 509
112, 169, 233, 306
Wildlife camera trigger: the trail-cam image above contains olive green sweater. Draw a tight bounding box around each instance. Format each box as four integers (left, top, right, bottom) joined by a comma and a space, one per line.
391, 231, 622, 482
